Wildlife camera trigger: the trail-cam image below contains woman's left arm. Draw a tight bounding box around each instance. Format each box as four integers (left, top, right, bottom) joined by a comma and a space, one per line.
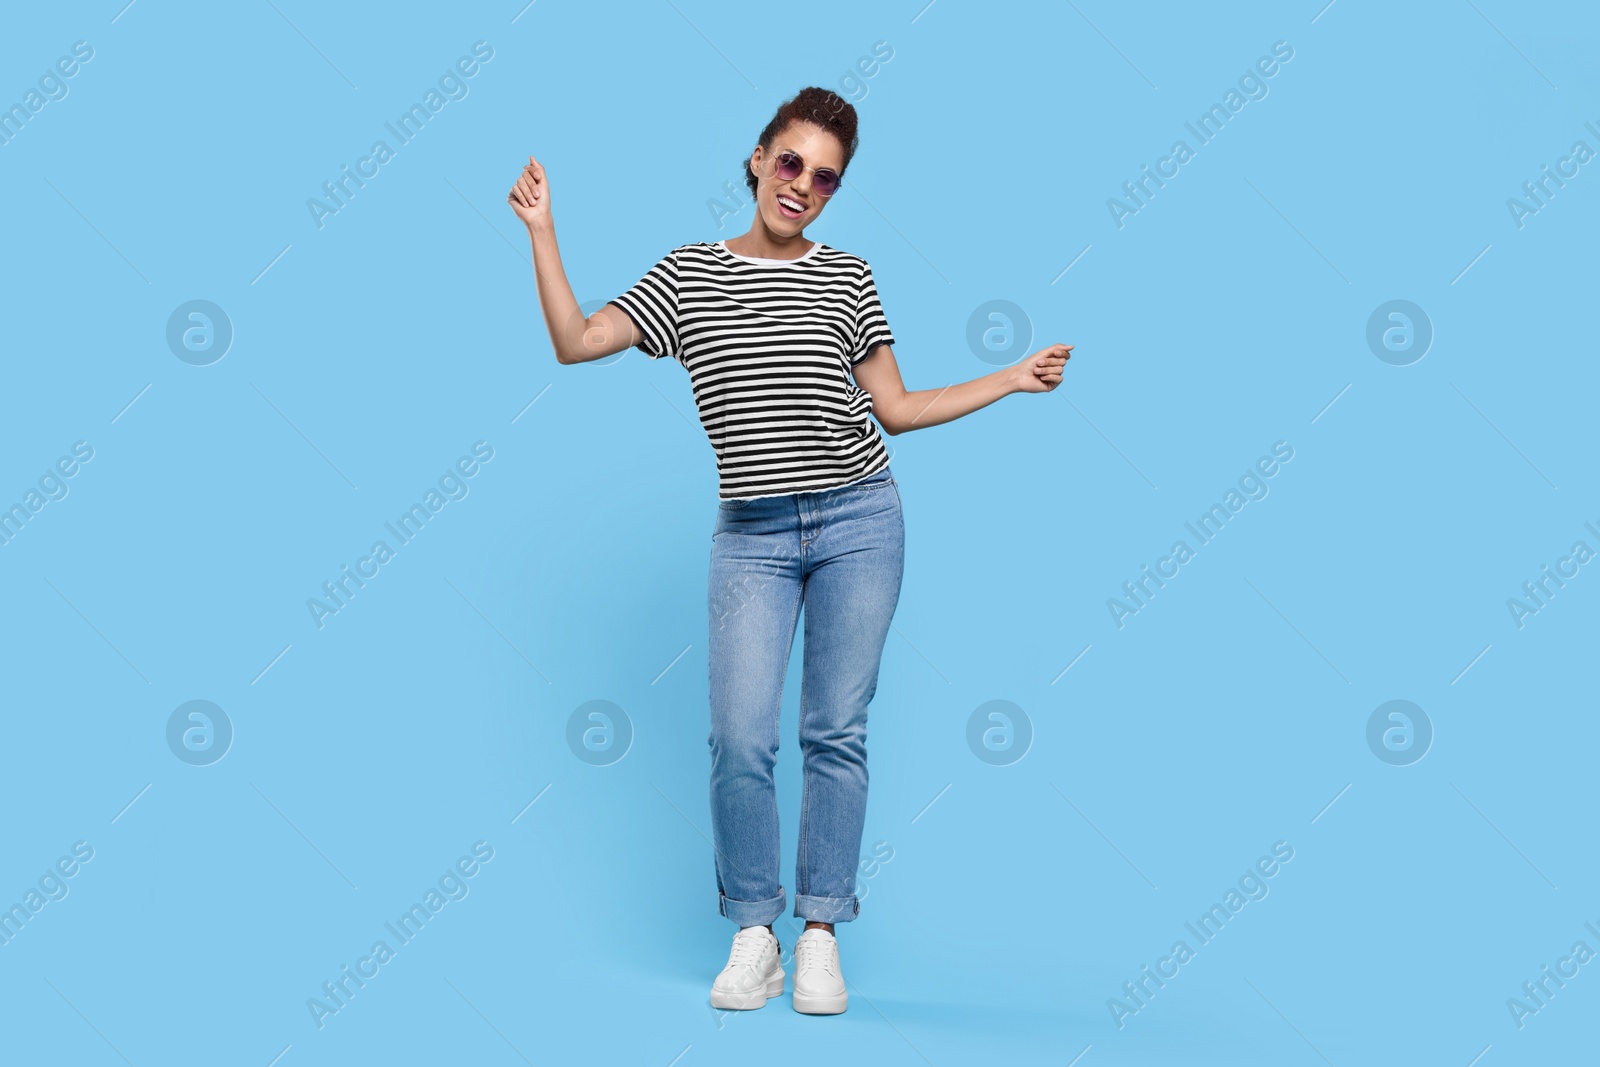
852, 342, 1072, 435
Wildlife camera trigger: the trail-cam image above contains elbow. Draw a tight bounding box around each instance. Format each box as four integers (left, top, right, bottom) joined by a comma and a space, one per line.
878, 403, 908, 436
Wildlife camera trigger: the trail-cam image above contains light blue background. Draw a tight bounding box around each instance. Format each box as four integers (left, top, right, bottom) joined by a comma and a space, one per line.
2, 1, 1597, 1064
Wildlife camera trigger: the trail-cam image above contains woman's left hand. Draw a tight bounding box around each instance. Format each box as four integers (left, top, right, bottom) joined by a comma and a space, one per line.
1010, 343, 1072, 393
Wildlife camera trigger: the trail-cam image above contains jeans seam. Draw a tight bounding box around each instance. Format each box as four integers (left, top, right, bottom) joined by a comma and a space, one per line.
794, 563, 809, 902
797, 700, 809, 901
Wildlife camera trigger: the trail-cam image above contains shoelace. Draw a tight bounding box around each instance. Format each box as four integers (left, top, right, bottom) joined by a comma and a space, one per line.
726, 930, 770, 970
795, 937, 838, 977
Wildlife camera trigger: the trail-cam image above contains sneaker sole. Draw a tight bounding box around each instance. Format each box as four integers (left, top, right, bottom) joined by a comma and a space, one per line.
710, 970, 785, 1010
792, 989, 848, 1015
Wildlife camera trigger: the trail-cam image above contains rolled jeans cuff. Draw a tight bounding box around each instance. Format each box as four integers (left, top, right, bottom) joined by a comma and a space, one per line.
795, 893, 860, 924
719, 888, 785, 927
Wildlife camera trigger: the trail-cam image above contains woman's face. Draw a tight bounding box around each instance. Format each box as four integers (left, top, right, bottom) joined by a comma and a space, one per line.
749, 121, 844, 235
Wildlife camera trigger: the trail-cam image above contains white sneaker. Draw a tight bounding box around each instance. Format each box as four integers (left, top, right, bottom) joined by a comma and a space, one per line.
792, 928, 848, 1014
710, 925, 784, 1010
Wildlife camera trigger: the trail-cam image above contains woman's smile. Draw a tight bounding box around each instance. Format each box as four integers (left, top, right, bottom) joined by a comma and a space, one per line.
775, 193, 808, 219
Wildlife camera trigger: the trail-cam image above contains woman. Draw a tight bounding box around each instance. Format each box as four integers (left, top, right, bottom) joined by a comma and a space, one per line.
508, 86, 1070, 1015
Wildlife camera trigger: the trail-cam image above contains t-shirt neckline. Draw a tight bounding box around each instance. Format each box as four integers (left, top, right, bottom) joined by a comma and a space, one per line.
714, 239, 823, 265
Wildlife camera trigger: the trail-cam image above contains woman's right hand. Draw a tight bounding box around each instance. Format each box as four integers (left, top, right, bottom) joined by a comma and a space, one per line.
508, 154, 550, 228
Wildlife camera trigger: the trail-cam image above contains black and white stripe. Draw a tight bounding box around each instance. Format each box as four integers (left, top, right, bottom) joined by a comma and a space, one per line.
608, 240, 896, 500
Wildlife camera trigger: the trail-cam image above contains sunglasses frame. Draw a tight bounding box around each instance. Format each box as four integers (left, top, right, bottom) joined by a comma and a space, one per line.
762, 146, 843, 198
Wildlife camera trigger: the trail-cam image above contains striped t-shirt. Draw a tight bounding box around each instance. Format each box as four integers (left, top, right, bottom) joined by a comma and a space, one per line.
607, 239, 896, 500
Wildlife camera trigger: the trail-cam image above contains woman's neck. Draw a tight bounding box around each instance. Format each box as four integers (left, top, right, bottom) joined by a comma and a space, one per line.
726, 218, 813, 260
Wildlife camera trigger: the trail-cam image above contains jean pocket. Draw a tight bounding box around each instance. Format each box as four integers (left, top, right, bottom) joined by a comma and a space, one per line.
718, 496, 754, 510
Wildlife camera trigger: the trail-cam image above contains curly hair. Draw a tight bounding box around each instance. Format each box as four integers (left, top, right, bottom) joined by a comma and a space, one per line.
743, 86, 859, 199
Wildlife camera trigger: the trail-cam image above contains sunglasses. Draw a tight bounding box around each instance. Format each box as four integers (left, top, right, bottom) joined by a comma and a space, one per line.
763, 148, 842, 198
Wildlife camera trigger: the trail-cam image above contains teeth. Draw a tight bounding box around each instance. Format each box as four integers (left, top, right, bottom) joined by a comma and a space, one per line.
778, 196, 804, 212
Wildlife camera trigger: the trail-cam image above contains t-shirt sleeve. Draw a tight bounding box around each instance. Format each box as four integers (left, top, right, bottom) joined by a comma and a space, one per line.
850, 261, 895, 366
606, 247, 681, 361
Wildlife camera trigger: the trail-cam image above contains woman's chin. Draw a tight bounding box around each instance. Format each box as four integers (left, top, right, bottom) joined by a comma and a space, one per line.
762, 209, 805, 234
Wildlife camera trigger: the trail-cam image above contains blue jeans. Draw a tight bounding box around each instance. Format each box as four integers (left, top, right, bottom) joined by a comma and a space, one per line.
707, 464, 904, 927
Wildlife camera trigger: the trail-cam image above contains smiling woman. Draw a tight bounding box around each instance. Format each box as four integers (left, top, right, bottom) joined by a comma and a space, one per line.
506, 82, 1073, 1020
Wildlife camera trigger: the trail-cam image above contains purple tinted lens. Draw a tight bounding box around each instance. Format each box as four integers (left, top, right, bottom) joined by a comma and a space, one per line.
775, 152, 803, 180
813, 171, 840, 196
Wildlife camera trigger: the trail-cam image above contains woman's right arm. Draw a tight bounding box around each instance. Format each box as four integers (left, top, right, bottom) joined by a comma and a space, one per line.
508, 154, 639, 364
